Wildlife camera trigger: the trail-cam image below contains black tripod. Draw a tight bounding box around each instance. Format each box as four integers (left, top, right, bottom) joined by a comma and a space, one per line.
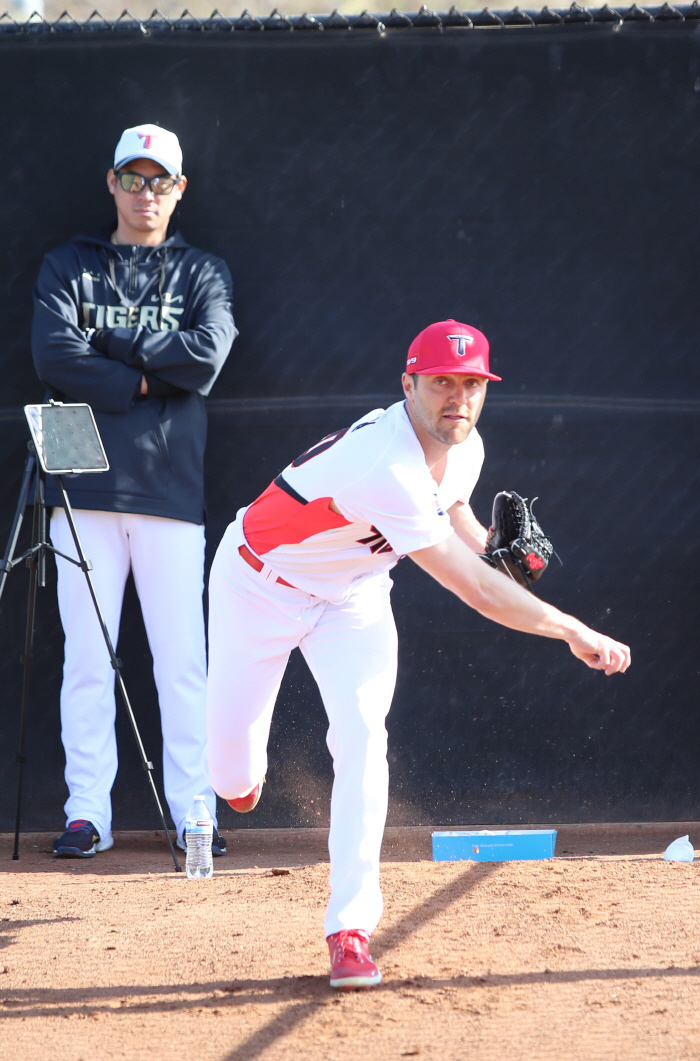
1, 442, 181, 871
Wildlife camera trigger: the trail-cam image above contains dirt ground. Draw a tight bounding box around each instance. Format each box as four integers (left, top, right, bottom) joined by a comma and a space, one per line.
1, 823, 699, 1061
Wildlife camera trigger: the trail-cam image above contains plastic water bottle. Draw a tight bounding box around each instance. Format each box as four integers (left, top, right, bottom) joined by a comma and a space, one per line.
185, 796, 214, 879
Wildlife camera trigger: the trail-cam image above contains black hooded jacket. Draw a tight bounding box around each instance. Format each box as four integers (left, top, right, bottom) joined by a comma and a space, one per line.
31, 227, 236, 524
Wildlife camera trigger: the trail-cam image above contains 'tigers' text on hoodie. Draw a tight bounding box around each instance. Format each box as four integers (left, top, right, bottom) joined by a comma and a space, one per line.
81, 294, 184, 331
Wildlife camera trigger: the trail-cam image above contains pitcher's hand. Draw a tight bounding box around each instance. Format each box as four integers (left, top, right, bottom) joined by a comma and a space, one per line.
567, 630, 631, 674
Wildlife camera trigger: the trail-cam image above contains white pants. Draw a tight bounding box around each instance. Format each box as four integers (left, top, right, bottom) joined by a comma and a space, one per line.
50, 509, 216, 841
205, 523, 398, 938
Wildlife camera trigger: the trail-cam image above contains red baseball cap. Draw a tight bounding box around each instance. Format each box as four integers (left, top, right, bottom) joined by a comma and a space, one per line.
405, 319, 502, 381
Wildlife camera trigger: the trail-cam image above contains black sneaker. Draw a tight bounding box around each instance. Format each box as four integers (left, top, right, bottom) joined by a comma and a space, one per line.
53, 819, 114, 859
179, 827, 227, 857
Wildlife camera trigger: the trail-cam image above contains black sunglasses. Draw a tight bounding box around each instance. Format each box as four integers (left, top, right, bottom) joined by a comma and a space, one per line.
116, 171, 181, 195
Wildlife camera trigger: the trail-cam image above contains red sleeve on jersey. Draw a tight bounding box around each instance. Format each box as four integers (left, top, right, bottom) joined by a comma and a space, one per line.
243, 480, 351, 556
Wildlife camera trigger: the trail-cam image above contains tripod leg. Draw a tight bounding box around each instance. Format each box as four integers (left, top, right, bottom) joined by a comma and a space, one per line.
36, 468, 46, 589
12, 469, 43, 860
0, 449, 36, 603
52, 478, 182, 873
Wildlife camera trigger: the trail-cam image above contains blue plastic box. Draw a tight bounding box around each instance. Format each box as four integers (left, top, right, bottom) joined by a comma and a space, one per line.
432, 829, 557, 862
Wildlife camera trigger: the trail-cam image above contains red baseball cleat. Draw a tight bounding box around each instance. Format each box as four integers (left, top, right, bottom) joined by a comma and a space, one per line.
227, 778, 264, 813
327, 929, 382, 989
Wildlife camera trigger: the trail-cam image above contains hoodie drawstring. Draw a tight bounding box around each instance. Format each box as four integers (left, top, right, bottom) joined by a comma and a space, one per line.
107, 246, 168, 327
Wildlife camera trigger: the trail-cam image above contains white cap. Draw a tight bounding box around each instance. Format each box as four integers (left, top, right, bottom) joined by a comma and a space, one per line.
114, 123, 183, 176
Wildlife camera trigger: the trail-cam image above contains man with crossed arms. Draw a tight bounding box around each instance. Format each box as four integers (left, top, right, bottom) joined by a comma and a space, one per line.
204, 319, 630, 989
32, 124, 235, 859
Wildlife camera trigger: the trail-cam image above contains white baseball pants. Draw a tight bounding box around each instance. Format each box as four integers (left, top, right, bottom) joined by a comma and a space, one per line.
205, 523, 398, 937
50, 508, 217, 841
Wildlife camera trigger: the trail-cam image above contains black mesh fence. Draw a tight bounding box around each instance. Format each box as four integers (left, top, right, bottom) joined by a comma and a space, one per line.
0, 15, 698, 832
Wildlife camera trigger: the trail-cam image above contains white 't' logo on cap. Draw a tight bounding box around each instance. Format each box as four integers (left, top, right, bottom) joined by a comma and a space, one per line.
446, 333, 475, 356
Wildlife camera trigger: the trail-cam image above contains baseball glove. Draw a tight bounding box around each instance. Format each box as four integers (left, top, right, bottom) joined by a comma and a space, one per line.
480, 490, 554, 589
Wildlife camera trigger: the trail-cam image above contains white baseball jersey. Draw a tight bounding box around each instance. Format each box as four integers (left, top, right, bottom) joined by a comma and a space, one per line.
237, 400, 484, 603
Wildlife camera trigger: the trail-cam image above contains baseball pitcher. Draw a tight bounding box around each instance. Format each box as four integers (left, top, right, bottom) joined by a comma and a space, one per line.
204, 319, 630, 989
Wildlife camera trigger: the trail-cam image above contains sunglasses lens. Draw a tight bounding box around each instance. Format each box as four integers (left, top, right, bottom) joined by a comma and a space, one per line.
152, 176, 176, 195
119, 173, 145, 193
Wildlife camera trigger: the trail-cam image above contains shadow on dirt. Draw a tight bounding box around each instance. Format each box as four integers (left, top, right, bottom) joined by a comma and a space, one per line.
372, 862, 499, 957
0, 916, 80, 952
0, 966, 698, 1030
